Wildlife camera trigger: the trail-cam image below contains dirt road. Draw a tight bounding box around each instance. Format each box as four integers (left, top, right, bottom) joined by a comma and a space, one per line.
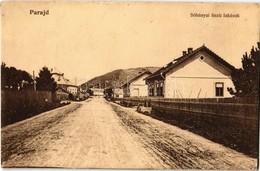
1, 97, 257, 169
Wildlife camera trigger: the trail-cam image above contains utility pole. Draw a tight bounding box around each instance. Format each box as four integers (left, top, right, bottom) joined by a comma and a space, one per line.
127, 76, 130, 97
85, 82, 87, 92
33, 70, 36, 91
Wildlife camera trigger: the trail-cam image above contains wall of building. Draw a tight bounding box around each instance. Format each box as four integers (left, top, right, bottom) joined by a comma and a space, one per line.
67, 86, 78, 95
129, 74, 150, 97
164, 52, 234, 98
114, 88, 124, 98
91, 88, 104, 96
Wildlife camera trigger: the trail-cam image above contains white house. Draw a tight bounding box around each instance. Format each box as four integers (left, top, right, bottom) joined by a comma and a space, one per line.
91, 88, 104, 96
145, 45, 235, 98
51, 69, 78, 95
113, 88, 124, 98
122, 70, 152, 97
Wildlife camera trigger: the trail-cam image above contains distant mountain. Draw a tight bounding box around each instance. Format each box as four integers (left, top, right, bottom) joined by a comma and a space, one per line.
80, 67, 160, 89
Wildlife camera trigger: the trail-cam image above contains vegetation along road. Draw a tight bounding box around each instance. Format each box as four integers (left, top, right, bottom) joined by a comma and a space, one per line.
1, 97, 257, 169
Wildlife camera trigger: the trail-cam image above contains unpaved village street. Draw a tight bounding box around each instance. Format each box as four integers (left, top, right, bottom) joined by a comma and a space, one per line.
1, 97, 257, 169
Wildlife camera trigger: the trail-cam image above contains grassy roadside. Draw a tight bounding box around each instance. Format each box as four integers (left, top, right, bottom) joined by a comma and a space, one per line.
1, 103, 82, 164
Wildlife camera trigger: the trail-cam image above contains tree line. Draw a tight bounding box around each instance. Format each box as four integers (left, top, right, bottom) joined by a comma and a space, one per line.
1, 64, 57, 92
227, 43, 259, 99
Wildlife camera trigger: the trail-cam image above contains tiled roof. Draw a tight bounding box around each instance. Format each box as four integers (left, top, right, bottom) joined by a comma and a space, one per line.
144, 45, 235, 80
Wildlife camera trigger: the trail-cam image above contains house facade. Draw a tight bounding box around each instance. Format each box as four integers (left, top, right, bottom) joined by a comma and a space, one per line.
91, 88, 104, 96
67, 86, 78, 95
113, 88, 124, 98
122, 70, 152, 97
145, 45, 235, 98
51, 69, 78, 95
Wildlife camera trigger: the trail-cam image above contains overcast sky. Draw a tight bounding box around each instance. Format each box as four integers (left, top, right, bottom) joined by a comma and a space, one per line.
2, 2, 259, 85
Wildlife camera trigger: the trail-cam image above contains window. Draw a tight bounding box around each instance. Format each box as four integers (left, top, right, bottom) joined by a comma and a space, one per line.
149, 84, 154, 96
215, 82, 224, 97
149, 88, 154, 96
157, 82, 164, 96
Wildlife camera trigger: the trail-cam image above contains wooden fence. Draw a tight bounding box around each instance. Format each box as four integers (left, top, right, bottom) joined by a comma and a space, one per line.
1, 90, 54, 126
114, 97, 258, 119
55, 92, 69, 101
113, 97, 259, 157
150, 99, 258, 119
114, 96, 258, 104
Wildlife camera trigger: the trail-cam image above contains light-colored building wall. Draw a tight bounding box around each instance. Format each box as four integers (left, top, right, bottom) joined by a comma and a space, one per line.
67, 86, 78, 95
164, 52, 234, 98
128, 74, 150, 97
113, 88, 124, 98
91, 88, 104, 96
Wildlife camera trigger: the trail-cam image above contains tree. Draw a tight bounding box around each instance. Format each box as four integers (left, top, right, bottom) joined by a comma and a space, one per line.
1, 62, 33, 90
1, 62, 8, 89
104, 88, 114, 99
36, 67, 57, 92
228, 43, 259, 98
87, 88, 94, 96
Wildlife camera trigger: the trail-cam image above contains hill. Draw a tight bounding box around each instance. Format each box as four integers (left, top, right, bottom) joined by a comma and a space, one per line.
80, 67, 160, 89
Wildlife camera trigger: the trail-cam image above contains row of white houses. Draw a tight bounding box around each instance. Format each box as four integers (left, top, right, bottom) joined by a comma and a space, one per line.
122, 45, 235, 98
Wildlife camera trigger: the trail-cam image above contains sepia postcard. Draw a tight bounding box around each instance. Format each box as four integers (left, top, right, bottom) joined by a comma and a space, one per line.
1, 1, 259, 170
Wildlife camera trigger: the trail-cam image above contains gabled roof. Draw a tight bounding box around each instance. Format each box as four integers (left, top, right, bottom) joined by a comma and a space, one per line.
55, 87, 70, 94
52, 73, 75, 86
52, 72, 76, 87
122, 70, 152, 87
144, 45, 235, 81
51, 67, 77, 86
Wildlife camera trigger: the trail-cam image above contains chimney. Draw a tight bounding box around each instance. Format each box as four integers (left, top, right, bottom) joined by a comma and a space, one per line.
188, 47, 193, 54
182, 51, 187, 56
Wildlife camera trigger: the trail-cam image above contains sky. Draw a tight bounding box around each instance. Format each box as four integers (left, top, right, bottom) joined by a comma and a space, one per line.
1, 2, 259, 85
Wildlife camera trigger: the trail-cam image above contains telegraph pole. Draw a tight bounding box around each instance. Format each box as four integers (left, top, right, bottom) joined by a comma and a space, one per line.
127, 76, 130, 97
33, 71, 36, 91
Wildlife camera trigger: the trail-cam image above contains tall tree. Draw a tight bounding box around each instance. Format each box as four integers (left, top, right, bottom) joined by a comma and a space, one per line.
36, 67, 57, 92
1, 62, 33, 90
228, 43, 259, 98
1, 62, 8, 89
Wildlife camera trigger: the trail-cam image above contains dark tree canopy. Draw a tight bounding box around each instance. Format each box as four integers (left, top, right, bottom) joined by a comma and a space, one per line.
87, 88, 94, 96
1, 62, 33, 90
104, 88, 114, 99
36, 67, 57, 92
228, 43, 259, 99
